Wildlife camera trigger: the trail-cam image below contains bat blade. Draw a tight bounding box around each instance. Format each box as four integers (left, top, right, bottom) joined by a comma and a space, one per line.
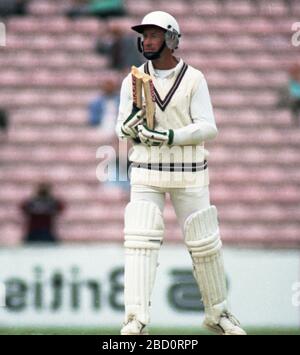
131, 66, 156, 130
131, 66, 143, 109
142, 74, 156, 130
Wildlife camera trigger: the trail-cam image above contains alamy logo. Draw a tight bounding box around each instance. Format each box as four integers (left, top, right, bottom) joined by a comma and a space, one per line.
95, 140, 207, 184
291, 22, 300, 47
0, 22, 6, 46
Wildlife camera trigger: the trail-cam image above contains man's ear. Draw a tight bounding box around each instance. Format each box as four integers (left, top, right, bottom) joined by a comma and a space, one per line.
137, 37, 144, 53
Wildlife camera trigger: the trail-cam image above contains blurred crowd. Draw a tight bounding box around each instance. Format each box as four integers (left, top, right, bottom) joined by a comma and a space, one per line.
0, 0, 127, 18
277, 63, 300, 125
20, 183, 65, 243
95, 22, 143, 72
0, 107, 9, 142
66, 0, 125, 19
287, 63, 300, 125
0, 0, 29, 17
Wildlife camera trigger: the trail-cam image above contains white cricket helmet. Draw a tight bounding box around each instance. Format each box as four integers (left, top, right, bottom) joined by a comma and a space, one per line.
132, 11, 181, 51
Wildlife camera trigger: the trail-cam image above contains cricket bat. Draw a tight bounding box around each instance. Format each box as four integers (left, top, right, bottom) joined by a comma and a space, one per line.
131, 66, 143, 109
131, 66, 156, 130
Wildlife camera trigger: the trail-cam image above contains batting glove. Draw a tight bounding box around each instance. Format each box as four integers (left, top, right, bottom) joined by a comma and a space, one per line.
138, 125, 174, 147
121, 105, 146, 140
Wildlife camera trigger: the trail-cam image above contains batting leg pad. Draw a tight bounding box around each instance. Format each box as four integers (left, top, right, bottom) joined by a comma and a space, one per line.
123, 200, 164, 327
184, 205, 227, 323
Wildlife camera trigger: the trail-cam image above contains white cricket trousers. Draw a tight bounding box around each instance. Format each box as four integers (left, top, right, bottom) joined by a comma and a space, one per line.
130, 184, 211, 231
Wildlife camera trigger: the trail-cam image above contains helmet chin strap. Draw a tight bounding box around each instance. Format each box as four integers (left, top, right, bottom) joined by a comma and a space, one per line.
142, 42, 166, 60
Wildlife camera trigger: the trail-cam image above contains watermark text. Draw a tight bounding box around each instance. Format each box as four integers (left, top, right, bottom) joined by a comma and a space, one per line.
95, 140, 207, 185
291, 22, 300, 47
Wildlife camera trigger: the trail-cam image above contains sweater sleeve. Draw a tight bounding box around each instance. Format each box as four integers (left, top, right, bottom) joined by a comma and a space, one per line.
173, 75, 218, 145
115, 75, 132, 139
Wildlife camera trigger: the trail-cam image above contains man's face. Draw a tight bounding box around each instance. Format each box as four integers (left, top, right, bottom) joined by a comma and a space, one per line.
142, 26, 165, 53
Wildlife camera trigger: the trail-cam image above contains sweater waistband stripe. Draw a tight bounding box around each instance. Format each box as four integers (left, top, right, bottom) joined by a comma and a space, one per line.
131, 161, 208, 172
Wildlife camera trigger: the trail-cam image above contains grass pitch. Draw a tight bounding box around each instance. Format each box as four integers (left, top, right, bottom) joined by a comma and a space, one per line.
0, 327, 299, 335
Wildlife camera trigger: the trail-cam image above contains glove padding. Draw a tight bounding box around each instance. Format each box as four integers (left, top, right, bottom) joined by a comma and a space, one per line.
121, 105, 146, 139
138, 125, 174, 147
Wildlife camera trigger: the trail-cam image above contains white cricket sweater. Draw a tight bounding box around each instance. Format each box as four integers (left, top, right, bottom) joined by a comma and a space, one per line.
116, 58, 218, 188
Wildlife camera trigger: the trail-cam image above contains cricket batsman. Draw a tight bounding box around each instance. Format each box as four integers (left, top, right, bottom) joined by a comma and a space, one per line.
116, 11, 246, 335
